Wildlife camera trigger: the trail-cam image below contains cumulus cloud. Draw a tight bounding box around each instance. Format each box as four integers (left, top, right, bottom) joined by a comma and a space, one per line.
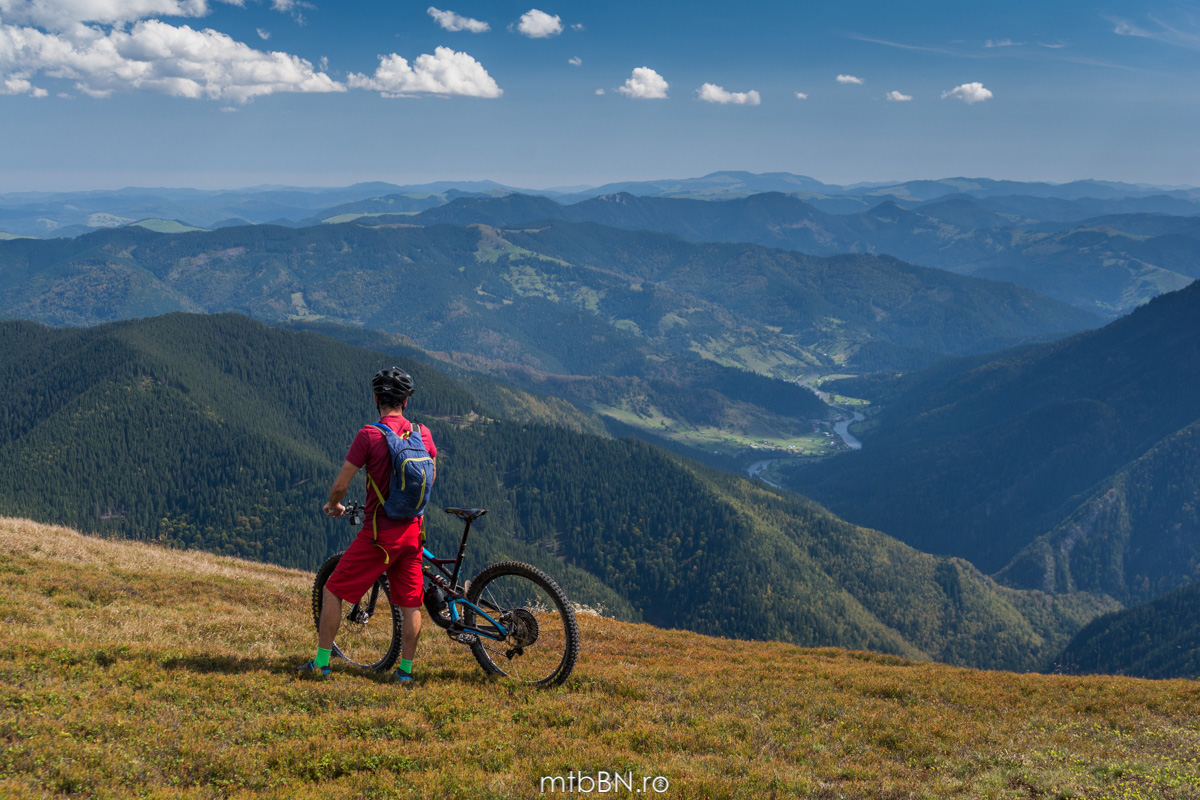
568, 56, 581, 66
942, 82, 992, 103
515, 9, 561, 38
348, 46, 501, 98
256, 27, 270, 40
696, 82, 760, 105
616, 66, 667, 99
427, 7, 489, 33
885, 90, 912, 101
0, 0, 225, 29
836, 74, 864, 84
594, 87, 604, 95
571, 23, 584, 31
794, 91, 808, 99
0, 18, 344, 102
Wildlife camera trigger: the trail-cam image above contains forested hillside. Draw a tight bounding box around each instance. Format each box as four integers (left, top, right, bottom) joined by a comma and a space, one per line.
411, 191, 1199, 315
1054, 578, 1200, 679
0, 218, 1099, 462
792, 281, 1200, 605
0, 314, 1114, 670
0, 219, 1095, 371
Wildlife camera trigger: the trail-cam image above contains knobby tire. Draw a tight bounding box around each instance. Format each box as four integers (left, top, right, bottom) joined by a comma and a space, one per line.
464, 560, 579, 687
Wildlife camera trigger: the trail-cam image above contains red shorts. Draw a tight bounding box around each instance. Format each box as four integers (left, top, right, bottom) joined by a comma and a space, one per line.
324, 523, 424, 608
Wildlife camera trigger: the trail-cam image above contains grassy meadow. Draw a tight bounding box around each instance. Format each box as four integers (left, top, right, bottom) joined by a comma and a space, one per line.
1, 517, 1199, 799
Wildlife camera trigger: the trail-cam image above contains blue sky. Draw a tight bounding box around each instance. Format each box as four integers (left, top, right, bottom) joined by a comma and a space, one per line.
1, 0, 1198, 190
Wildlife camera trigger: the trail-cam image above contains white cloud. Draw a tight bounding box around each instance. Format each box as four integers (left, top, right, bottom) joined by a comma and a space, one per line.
347, 46, 501, 98
794, 91, 808, 99
942, 81, 992, 103
571, 23, 584, 31
270, 0, 312, 23
616, 66, 667, 99
594, 87, 604, 95
985, 38, 1021, 47
427, 7, 489, 33
696, 82, 760, 105
515, 9, 562, 38
885, 90, 912, 101
1113, 16, 1200, 50
0, 0, 224, 29
256, 27, 269, 40
568, 56, 581, 66
2, 75, 41, 95
0, 18, 344, 102
836, 74, 864, 84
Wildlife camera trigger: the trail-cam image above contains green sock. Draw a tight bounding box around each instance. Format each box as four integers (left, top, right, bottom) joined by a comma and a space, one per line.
314, 647, 332, 668
399, 658, 413, 674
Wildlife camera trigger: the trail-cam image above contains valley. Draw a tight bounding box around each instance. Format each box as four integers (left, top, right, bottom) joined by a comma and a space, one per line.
0, 171, 1196, 681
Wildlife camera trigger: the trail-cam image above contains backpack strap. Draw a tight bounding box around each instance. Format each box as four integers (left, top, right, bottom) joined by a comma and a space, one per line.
366, 423, 394, 561
363, 421, 427, 551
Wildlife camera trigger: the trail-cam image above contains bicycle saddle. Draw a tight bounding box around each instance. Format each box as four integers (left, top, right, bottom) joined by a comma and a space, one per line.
444, 507, 488, 522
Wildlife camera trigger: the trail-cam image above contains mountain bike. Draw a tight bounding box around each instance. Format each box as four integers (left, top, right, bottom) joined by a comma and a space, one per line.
311, 504, 579, 687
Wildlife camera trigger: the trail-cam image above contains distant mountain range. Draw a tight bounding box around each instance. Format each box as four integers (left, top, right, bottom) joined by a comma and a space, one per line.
0, 219, 1096, 372
7, 172, 1197, 316
403, 192, 1200, 316
4, 170, 1196, 238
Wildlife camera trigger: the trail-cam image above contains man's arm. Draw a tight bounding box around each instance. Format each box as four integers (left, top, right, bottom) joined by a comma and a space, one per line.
323, 460, 360, 516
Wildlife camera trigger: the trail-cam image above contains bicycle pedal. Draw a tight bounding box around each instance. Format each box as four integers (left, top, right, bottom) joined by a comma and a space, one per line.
451, 631, 479, 645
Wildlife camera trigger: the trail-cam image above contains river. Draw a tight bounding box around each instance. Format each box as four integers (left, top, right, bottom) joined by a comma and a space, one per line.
834, 411, 865, 450
745, 386, 864, 485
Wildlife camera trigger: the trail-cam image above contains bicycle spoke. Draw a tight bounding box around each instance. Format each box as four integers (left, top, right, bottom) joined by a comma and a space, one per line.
465, 563, 578, 686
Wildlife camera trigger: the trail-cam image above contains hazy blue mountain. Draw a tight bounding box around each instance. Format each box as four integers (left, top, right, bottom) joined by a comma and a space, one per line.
553, 170, 834, 202
0, 221, 1096, 373
411, 192, 1199, 315
791, 281, 1200, 601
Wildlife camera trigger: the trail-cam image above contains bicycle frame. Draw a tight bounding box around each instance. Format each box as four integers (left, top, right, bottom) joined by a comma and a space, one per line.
421, 515, 510, 642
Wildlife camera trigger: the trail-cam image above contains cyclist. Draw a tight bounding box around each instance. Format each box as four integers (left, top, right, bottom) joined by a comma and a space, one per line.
298, 366, 436, 684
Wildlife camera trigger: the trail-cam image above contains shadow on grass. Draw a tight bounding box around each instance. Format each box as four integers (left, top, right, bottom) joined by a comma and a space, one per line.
158, 653, 295, 675
157, 653, 497, 686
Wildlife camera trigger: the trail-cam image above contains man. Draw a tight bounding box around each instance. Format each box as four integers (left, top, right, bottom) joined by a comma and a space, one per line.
298, 366, 436, 684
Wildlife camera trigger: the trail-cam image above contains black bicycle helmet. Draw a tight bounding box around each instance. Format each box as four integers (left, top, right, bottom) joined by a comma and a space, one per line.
371, 366, 414, 402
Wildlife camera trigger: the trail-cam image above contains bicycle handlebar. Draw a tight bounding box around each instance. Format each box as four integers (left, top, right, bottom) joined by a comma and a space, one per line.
337, 501, 366, 526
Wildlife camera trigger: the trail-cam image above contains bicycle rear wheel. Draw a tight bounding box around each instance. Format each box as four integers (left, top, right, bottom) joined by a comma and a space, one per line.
312, 553, 402, 672
464, 561, 579, 687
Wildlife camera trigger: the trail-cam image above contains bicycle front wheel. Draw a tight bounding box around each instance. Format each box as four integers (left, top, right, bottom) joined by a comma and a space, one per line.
312, 552, 402, 672
464, 561, 579, 687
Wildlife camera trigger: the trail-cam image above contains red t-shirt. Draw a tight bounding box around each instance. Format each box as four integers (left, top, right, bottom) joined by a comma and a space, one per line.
346, 414, 437, 534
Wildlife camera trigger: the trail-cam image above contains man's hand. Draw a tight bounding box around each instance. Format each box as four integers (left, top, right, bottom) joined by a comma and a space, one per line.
323, 501, 345, 517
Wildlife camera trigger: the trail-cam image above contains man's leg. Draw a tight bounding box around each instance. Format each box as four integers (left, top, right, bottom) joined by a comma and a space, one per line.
301, 535, 385, 676
400, 605, 422, 661
319, 586, 343, 650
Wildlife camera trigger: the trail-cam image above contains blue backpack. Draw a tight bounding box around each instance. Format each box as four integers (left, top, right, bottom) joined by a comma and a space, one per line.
366, 421, 435, 521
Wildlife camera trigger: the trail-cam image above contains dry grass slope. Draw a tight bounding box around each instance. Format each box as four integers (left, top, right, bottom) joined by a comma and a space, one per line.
1, 517, 1199, 799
